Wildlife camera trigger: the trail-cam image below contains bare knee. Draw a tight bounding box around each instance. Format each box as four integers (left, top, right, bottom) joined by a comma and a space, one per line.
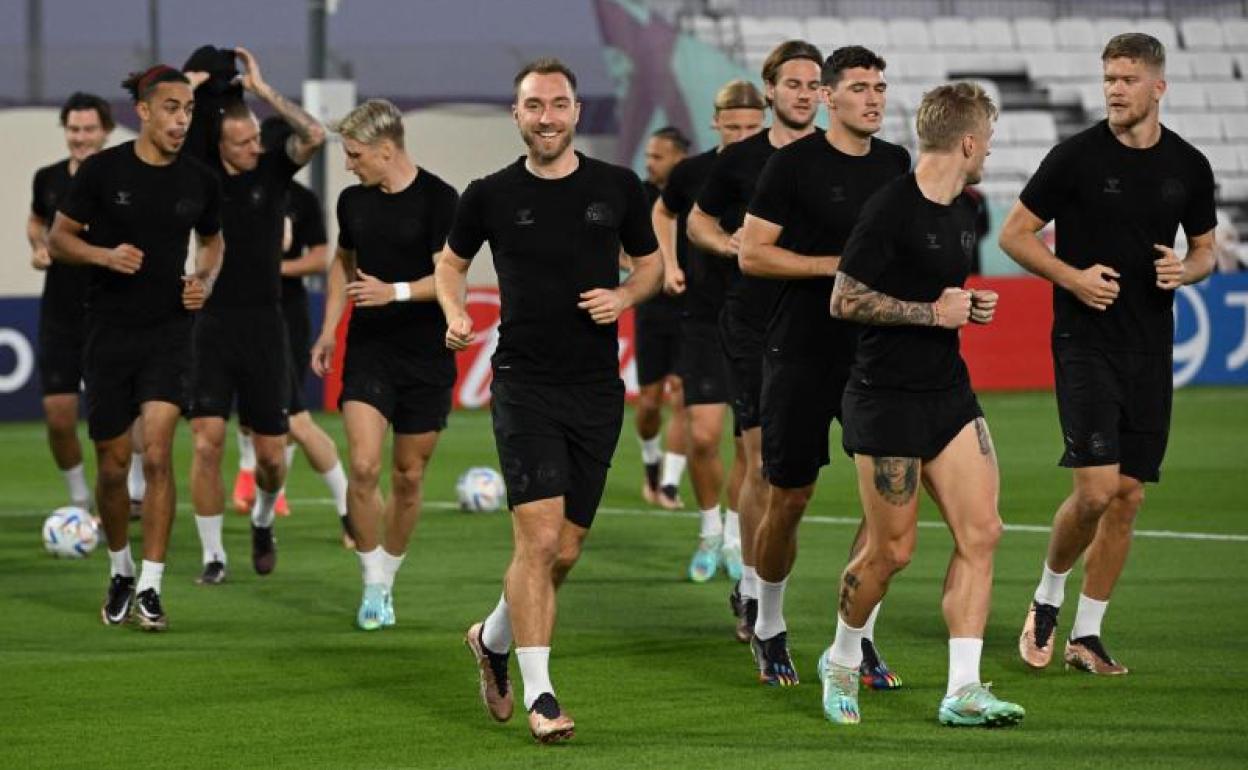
516, 527, 560, 568
956, 514, 1004, 559
553, 539, 583, 575
254, 443, 285, 481
689, 421, 720, 457
1072, 482, 1116, 523
767, 486, 813, 527
143, 443, 173, 481
392, 461, 426, 498
192, 430, 224, 468
1103, 482, 1144, 535
863, 535, 914, 576
96, 446, 129, 489
349, 457, 382, 491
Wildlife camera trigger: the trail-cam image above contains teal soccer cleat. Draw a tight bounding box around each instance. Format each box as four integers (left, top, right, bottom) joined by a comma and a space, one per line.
357, 583, 387, 631
938, 683, 1025, 727
817, 648, 861, 725
688, 536, 722, 583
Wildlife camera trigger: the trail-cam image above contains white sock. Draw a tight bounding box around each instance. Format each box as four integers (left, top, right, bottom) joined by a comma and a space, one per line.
754, 576, 788, 640
862, 602, 881, 641
829, 615, 866, 668
699, 505, 723, 540
238, 431, 256, 472
516, 646, 554, 710
660, 452, 687, 488
380, 549, 405, 591
357, 547, 385, 585
251, 487, 279, 528
481, 592, 512, 653
109, 545, 135, 578
946, 637, 984, 696
127, 451, 145, 501
322, 462, 349, 517
63, 463, 90, 507
195, 515, 226, 564
280, 445, 297, 494
740, 565, 760, 600
1071, 594, 1109, 639
723, 509, 741, 548
639, 435, 662, 465
135, 560, 165, 595
1034, 562, 1071, 607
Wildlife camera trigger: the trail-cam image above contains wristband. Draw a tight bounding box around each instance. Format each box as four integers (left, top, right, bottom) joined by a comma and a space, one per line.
392, 282, 411, 302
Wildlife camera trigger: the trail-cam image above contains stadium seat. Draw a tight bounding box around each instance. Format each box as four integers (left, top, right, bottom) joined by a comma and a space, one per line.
1192, 52, 1236, 80
988, 146, 1047, 178
1133, 18, 1178, 49
1224, 113, 1248, 141
1093, 17, 1134, 46
1054, 18, 1100, 51
1199, 143, 1241, 175
1166, 112, 1224, 142
1167, 52, 1198, 81
1206, 82, 1248, 111
971, 18, 1015, 51
1236, 145, 1248, 172
1168, 83, 1208, 112
997, 110, 1059, 145
1026, 51, 1090, 81
1014, 17, 1057, 51
1224, 19, 1248, 52
888, 18, 931, 50
1180, 18, 1224, 50
887, 52, 949, 82
846, 17, 891, 50
805, 17, 847, 49
1220, 176, 1248, 201
975, 178, 1026, 203
930, 17, 974, 51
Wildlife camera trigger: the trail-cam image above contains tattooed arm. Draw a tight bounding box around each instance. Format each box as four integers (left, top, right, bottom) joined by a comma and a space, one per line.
830, 273, 971, 329
236, 46, 326, 166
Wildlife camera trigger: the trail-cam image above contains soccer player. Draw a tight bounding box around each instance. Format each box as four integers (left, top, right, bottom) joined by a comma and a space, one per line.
687, 39, 822, 676
28, 92, 114, 513
310, 99, 458, 630
636, 126, 690, 510
655, 79, 762, 628
741, 46, 909, 689
185, 47, 326, 584
1002, 33, 1216, 676
438, 58, 661, 743
49, 65, 224, 631
821, 82, 1023, 727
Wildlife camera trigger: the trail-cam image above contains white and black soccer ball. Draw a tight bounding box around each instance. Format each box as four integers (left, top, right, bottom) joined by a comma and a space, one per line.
456, 467, 506, 513
42, 506, 100, 558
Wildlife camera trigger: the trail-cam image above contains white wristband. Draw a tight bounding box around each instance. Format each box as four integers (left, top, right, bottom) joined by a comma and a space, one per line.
392, 282, 411, 302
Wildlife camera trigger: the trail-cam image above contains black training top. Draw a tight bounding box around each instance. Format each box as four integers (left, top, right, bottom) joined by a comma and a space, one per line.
337, 169, 458, 361
58, 141, 222, 327
1020, 120, 1217, 353
208, 149, 302, 310
839, 174, 978, 394
748, 132, 911, 359
661, 148, 727, 325
31, 159, 89, 328
636, 181, 681, 326
280, 180, 327, 305
447, 152, 659, 384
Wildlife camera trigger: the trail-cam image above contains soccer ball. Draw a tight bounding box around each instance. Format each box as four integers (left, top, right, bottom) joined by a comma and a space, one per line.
42, 506, 99, 558
456, 467, 506, 513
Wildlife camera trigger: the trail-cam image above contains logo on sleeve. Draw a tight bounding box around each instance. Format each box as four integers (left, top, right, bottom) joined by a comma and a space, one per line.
1103, 177, 1122, 194
1161, 178, 1186, 203
515, 208, 535, 226
585, 201, 617, 227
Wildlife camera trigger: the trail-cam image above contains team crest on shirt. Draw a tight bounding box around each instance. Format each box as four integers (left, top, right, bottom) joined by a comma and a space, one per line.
175, 198, 203, 221
585, 201, 616, 227
1103, 177, 1122, 194
961, 231, 976, 260
828, 186, 847, 203
515, 208, 535, 226
114, 190, 132, 206
249, 186, 266, 208
925, 233, 941, 250
1161, 178, 1186, 202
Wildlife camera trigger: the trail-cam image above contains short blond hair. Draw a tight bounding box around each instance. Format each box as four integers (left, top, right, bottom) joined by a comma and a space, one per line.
915, 82, 998, 152
714, 79, 766, 112
333, 98, 404, 148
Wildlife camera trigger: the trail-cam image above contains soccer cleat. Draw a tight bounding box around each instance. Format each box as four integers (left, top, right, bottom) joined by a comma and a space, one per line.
688, 536, 721, 583
641, 463, 661, 505
232, 469, 256, 514
938, 682, 1025, 727
195, 560, 227, 586
657, 484, 683, 510
132, 588, 168, 632
859, 638, 903, 690
721, 542, 744, 581
356, 583, 387, 631
251, 525, 277, 575
1064, 635, 1128, 675
528, 693, 575, 744
818, 648, 861, 725
275, 491, 290, 517
100, 575, 136, 626
1019, 600, 1060, 669
751, 631, 799, 686
729, 582, 755, 643
464, 622, 514, 722
382, 590, 396, 627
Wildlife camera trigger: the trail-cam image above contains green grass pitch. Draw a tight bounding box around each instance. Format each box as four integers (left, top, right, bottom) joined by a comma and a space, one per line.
2, 388, 1246, 769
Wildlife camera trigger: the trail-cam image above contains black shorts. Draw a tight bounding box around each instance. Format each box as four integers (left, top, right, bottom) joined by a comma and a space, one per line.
678, 320, 731, 406
635, 313, 681, 387
1053, 341, 1172, 483
490, 378, 624, 528
842, 383, 983, 461
83, 315, 191, 441
282, 297, 311, 414
719, 308, 765, 431
190, 307, 291, 436
761, 355, 850, 488
38, 317, 86, 396
340, 339, 453, 435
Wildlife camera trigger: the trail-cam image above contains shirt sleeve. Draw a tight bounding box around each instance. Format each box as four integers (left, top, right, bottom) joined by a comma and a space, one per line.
660, 159, 691, 215
194, 169, 223, 237
445, 179, 487, 260
427, 182, 460, 254
336, 189, 355, 251
619, 169, 660, 258
293, 185, 327, 248
746, 151, 794, 227
838, 187, 901, 288
58, 156, 100, 226
1019, 140, 1076, 223
266, 147, 303, 183
695, 149, 736, 218
30, 169, 48, 220
1181, 149, 1218, 238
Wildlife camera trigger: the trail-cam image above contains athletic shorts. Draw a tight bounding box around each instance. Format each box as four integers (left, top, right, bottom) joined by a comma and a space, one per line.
282, 297, 311, 415
340, 338, 453, 435
1053, 341, 1172, 483
719, 307, 765, 431
678, 320, 731, 406
189, 306, 291, 436
490, 378, 624, 528
761, 355, 850, 488
83, 315, 191, 441
38, 317, 86, 396
842, 383, 983, 461
635, 312, 681, 387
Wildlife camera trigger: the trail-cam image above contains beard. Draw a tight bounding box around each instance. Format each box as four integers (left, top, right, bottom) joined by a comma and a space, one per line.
521, 124, 574, 163
773, 102, 814, 132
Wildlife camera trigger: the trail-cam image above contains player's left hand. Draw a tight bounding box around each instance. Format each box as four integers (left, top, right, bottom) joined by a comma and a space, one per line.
969, 289, 998, 325
346, 269, 394, 307
1154, 244, 1185, 290
31, 246, 51, 270
578, 288, 626, 324
663, 265, 686, 296
182, 275, 208, 310
234, 47, 267, 94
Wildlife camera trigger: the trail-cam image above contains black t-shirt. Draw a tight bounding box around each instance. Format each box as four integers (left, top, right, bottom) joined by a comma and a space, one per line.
208, 150, 301, 310
337, 169, 458, 360
31, 159, 90, 328
280, 180, 327, 305
447, 152, 659, 384
748, 133, 911, 359
636, 181, 681, 326
661, 149, 727, 324
59, 141, 222, 327
839, 174, 977, 393
1020, 120, 1217, 353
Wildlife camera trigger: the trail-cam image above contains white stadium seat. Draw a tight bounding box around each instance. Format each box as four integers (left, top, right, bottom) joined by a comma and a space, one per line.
929, 17, 974, 50
805, 17, 847, 50
971, 18, 1016, 51
888, 18, 931, 50
1054, 18, 1100, 51
975, 178, 1026, 203
887, 52, 949, 82
1191, 52, 1236, 80
1167, 84, 1208, 112
1133, 18, 1178, 49
1166, 52, 1198, 81
1014, 17, 1056, 51
1219, 176, 1248, 201
988, 146, 1047, 177
1223, 19, 1248, 52
846, 17, 891, 50
1206, 82, 1248, 111
1079, 83, 1106, 115
1166, 112, 1224, 143
1237, 145, 1248, 172
1180, 18, 1224, 50
887, 83, 932, 113
1198, 143, 1241, 175
1093, 18, 1133, 47
1224, 113, 1248, 142
997, 111, 1059, 145
1026, 51, 1090, 81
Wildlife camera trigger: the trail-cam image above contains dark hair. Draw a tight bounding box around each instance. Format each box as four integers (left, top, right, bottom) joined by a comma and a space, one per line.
513, 57, 578, 98
761, 40, 824, 87
822, 46, 888, 87
651, 126, 691, 153
121, 65, 190, 103
1102, 32, 1166, 71
260, 116, 292, 154
220, 98, 253, 123
59, 92, 114, 132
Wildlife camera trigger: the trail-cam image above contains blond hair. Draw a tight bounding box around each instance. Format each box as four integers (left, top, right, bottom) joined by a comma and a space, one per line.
714, 79, 766, 112
333, 98, 404, 148
915, 82, 998, 152
1103, 32, 1166, 71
